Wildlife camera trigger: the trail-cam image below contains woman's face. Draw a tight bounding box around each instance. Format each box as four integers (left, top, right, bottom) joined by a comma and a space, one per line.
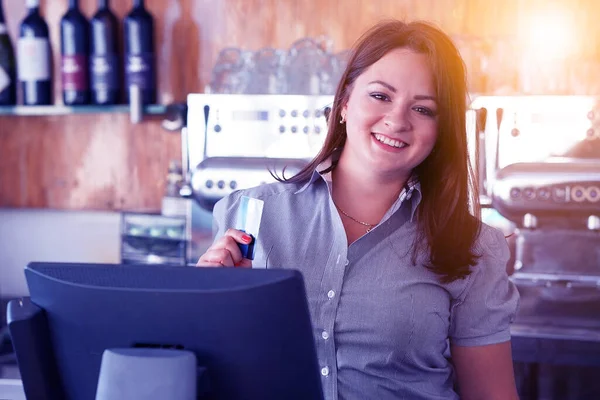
340, 47, 438, 181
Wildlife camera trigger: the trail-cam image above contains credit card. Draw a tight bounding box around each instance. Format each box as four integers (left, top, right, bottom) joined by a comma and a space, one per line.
237, 196, 264, 260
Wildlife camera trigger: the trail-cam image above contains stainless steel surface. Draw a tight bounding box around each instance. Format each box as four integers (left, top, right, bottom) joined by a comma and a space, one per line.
189, 157, 307, 211
469, 95, 600, 341
523, 213, 538, 229
511, 323, 600, 342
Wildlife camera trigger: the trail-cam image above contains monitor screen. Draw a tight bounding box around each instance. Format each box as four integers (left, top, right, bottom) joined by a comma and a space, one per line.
8, 262, 323, 400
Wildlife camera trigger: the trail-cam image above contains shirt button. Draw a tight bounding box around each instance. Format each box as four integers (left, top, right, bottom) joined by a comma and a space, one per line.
327, 290, 335, 299
321, 366, 330, 376
321, 330, 329, 340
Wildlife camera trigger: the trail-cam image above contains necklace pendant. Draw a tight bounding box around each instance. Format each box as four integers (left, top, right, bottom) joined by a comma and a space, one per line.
366, 226, 373, 233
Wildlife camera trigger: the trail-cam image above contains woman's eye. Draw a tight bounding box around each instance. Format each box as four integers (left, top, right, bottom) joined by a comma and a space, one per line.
414, 106, 436, 117
370, 93, 390, 102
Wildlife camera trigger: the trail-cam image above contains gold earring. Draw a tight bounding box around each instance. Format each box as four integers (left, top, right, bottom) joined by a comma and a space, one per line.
340, 115, 346, 124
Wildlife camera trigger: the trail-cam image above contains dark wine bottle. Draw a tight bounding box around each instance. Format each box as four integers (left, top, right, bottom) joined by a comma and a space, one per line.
124, 0, 156, 105
18, 0, 52, 105
90, 0, 119, 105
60, 0, 89, 105
0, 0, 17, 105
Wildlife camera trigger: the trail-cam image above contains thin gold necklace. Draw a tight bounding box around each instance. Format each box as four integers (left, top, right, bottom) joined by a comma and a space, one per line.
334, 203, 376, 233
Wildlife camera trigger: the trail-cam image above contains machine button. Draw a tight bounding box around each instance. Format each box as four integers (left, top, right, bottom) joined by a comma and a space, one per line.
537, 187, 551, 200
552, 187, 567, 202
327, 290, 335, 299
303, 110, 310, 118
572, 186, 586, 202
314, 126, 321, 134
279, 109, 286, 118
321, 331, 329, 340
321, 366, 330, 377
205, 180, 214, 189
291, 110, 298, 118
279, 125, 285, 133
217, 180, 225, 189
588, 215, 600, 230
229, 181, 237, 190
509, 188, 521, 199
523, 187, 535, 200
291, 126, 297, 133
588, 187, 599, 203
315, 109, 322, 118
303, 126, 309, 134
214, 124, 222, 133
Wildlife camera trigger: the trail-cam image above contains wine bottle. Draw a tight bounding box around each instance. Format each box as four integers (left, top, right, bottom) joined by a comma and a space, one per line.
0, 0, 16, 105
90, 0, 119, 105
60, 0, 89, 105
18, 0, 52, 105
124, 0, 156, 105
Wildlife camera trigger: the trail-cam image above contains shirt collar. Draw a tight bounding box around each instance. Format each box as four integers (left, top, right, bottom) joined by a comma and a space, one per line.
294, 149, 341, 194
294, 150, 423, 221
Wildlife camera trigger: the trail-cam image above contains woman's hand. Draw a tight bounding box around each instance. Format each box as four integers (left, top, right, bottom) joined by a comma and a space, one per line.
196, 229, 253, 268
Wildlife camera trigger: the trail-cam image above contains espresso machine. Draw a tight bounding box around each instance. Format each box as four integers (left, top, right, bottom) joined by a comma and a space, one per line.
181, 94, 334, 262
470, 95, 600, 398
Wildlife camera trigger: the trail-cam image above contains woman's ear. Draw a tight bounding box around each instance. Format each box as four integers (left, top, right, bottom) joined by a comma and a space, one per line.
340, 104, 348, 123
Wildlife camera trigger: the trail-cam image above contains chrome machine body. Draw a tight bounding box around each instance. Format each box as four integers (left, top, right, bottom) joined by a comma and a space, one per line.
470, 95, 600, 342
182, 94, 334, 262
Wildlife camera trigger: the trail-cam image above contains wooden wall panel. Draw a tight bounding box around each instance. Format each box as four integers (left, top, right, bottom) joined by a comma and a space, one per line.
2, 0, 600, 211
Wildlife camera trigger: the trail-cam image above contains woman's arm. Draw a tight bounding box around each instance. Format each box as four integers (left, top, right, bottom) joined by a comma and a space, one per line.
451, 341, 519, 400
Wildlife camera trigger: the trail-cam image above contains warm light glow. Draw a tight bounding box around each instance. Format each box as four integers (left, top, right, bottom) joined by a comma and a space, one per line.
523, 9, 576, 61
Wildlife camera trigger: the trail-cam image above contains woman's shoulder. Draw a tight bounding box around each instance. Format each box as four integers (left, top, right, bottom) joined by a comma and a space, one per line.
214, 180, 308, 211
235, 180, 306, 201
473, 221, 510, 258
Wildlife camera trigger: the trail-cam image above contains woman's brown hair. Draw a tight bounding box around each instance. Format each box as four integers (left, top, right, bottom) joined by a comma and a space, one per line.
283, 19, 481, 283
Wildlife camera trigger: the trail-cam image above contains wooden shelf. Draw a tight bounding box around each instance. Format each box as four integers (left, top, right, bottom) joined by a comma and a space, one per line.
0, 104, 167, 117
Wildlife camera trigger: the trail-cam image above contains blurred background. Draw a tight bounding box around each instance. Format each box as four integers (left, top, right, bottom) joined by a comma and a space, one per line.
2, 1, 600, 399
2, 0, 600, 212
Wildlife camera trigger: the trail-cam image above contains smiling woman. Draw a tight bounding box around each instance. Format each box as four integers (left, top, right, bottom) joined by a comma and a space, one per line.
196, 19, 519, 400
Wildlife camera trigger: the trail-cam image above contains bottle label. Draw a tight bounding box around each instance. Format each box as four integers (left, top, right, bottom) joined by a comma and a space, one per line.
91, 54, 119, 90
0, 66, 10, 93
125, 53, 154, 90
17, 37, 51, 81
62, 54, 88, 91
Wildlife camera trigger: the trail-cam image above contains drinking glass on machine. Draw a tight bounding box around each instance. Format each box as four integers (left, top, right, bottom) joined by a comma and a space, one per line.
283, 37, 326, 95
208, 47, 251, 94
244, 47, 285, 94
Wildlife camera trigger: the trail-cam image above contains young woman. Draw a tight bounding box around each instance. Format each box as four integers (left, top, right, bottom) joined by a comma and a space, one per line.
197, 19, 520, 400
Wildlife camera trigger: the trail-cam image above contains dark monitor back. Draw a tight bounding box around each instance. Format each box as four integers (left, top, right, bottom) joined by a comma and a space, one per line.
11, 262, 323, 400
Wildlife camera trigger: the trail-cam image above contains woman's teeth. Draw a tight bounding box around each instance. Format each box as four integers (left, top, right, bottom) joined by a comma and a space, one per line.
373, 133, 407, 148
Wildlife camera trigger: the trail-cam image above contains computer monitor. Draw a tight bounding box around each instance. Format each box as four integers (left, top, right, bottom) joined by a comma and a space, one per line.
7, 262, 324, 400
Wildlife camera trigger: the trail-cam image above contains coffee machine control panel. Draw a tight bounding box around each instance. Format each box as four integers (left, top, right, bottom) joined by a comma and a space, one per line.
492, 161, 600, 221
186, 94, 335, 171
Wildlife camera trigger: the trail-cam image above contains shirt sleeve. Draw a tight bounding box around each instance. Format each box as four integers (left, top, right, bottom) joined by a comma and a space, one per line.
211, 190, 244, 240
449, 225, 520, 346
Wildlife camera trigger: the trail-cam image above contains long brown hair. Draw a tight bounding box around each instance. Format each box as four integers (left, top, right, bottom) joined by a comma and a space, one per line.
283, 20, 481, 283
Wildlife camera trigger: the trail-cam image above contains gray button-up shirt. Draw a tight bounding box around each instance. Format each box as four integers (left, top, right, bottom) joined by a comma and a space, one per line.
211, 166, 520, 400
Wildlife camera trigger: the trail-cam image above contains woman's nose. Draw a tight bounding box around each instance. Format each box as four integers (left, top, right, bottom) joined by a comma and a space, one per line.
384, 107, 412, 132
